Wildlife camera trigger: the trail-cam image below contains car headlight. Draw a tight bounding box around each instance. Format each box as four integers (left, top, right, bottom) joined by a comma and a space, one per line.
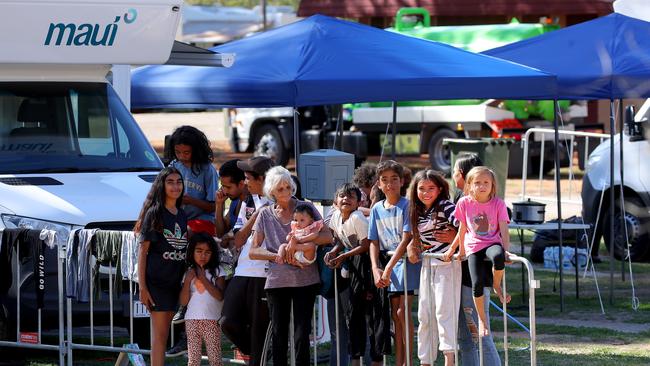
1, 215, 76, 247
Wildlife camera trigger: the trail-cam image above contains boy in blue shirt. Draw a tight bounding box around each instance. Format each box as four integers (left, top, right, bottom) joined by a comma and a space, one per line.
369, 160, 420, 366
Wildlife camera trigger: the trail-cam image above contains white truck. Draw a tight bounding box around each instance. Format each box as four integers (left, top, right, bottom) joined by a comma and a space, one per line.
581, 100, 650, 262
225, 10, 588, 172
0, 0, 232, 344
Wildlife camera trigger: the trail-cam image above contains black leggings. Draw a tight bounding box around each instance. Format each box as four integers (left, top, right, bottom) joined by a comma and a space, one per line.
468, 244, 505, 298
266, 284, 319, 366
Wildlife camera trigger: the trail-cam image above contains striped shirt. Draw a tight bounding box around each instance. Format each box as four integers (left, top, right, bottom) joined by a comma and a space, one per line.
417, 199, 457, 254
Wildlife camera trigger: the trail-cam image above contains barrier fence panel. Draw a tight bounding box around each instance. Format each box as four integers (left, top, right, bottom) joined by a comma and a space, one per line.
521, 127, 609, 206
4, 229, 537, 365
0, 229, 66, 366
377, 251, 539, 365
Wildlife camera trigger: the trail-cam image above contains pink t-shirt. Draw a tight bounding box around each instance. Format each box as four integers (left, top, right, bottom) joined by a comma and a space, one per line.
454, 196, 509, 255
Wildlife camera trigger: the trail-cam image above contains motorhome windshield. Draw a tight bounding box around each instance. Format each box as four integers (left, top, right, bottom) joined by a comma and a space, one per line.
0, 82, 162, 174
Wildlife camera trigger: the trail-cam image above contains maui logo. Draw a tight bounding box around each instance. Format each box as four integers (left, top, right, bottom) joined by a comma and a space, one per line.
44, 8, 137, 47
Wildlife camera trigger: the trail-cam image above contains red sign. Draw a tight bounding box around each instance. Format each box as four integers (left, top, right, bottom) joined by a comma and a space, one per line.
20, 332, 39, 344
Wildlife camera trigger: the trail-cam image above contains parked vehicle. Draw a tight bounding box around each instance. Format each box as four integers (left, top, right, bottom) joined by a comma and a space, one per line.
226, 8, 586, 172
0, 0, 231, 346
581, 100, 650, 261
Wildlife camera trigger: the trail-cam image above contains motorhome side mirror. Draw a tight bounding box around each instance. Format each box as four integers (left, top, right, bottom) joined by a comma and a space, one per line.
162, 134, 173, 166
625, 105, 644, 141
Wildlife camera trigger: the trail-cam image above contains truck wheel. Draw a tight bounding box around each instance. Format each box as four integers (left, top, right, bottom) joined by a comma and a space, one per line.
253, 125, 289, 166
603, 196, 650, 261
427, 129, 457, 173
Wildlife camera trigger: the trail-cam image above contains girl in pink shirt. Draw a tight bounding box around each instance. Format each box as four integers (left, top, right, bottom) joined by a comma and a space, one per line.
445, 166, 511, 337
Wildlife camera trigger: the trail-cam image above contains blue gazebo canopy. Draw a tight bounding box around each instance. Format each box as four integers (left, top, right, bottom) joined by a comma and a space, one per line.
131, 14, 556, 109
484, 13, 650, 100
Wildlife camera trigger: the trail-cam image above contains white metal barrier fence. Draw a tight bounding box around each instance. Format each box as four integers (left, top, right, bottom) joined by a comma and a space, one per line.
0, 228, 66, 365
521, 127, 609, 206
374, 251, 539, 366
0, 228, 246, 366
2, 229, 537, 366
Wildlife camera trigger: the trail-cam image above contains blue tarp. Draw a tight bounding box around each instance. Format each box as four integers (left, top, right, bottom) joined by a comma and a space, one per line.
484, 13, 650, 100
131, 14, 556, 109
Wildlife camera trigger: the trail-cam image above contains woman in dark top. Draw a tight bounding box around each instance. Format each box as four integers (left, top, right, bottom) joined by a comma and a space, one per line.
250, 166, 333, 366
134, 167, 188, 366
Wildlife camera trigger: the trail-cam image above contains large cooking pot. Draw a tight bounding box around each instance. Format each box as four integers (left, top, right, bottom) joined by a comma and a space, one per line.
512, 199, 546, 224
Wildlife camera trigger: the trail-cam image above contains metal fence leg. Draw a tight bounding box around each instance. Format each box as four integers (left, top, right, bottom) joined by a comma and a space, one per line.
16, 244, 20, 341
503, 270, 509, 366
404, 258, 410, 366
108, 262, 114, 347
427, 258, 434, 366
313, 303, 317, 366
67, 298, 73, 366
334, 268, 341, 366
89, 262, 94, 345
452, 260, 459, 365
58, 244, 65, 366
290, 300, 296, 366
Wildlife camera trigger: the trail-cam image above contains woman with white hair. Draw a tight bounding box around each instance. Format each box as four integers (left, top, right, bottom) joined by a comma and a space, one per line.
250, 166, 333, 366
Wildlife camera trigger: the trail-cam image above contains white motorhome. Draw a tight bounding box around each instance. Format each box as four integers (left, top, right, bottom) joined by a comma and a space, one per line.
582, 100, 650, 262
0, 0, 232, 343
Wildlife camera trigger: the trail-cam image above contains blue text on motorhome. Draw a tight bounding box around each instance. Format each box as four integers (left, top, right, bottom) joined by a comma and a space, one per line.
44, 8, 137, 46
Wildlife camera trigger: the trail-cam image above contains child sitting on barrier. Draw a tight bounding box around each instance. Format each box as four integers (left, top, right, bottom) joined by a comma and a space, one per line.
407, 170, 460, 366
369, 160, 420, 366
445, 166, 511, 337
276, 203, 322, 265
180, 232, 226, 366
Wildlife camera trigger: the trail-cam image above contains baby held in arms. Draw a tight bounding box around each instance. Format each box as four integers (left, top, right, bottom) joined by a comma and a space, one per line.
277, 203, 323, 265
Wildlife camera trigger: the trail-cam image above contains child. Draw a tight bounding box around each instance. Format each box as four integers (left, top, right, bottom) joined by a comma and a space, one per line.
452, 153, 483, 203
180, 233, 226, 366
134, 167, 188, 366
353, 162, 377, 216
446, 166, 511, 337
168, 125, 219, 223
408, 170, 460, 366
451, 155, 502, 366
215, 159, 247, 238
276, 203, 322, 265
368, 160, 420, 366
326, 183, 381, 366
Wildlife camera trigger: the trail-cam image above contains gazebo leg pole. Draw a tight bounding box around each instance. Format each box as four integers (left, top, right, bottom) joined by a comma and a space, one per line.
609, 100, 615, 305
392, 101, 397, 161
294, 107, 300, 173
554, 100, 564, 312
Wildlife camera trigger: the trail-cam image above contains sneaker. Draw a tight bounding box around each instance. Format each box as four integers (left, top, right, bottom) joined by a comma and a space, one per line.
166, 331, 187, 357
172, 305, 186, 324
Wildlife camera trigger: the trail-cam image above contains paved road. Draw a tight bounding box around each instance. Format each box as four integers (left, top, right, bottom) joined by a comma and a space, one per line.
133, 111, 227, 148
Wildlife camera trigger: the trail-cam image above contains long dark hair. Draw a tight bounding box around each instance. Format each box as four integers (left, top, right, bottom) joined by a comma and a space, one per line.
134, 167, 184, 234
168, 125, 213, 176
186, 232, 220, 284
408, 169, 450, 239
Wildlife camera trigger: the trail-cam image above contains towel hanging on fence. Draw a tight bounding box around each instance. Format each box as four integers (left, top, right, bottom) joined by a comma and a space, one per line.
0, 228, 57, 309
120, 231, 139, 282
65, 228, 98, 302
92, 230, 124, 299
